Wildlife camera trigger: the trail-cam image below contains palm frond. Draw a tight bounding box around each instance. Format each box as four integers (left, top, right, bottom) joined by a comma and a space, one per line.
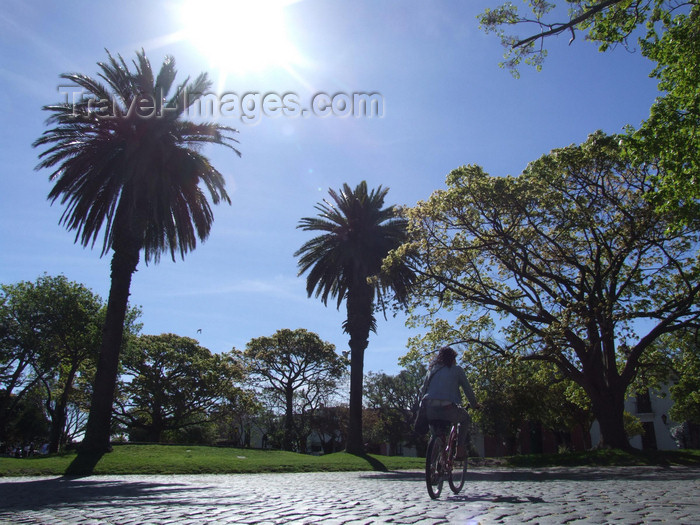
34, 49, 239, 263
154, 55, 177, 98
295, 181, 415, 312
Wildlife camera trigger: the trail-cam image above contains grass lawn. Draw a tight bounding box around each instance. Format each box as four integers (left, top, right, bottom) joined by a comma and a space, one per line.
505, 448, 700, 468
0, 445, 424, 477
1, 445, 698, 477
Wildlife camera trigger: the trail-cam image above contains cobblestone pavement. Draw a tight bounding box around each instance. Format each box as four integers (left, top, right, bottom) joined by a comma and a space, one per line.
1, 466, 699, 524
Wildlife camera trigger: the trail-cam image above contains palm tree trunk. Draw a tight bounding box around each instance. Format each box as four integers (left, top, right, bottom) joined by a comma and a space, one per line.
346, 343, 366, 454
79, 245, 140, 455
345, 282, 373, 455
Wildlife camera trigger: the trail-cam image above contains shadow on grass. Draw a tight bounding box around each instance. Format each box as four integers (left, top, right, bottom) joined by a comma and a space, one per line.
349, 453, 388, 472
640, 450, 700, 467
64, 451, 105, 478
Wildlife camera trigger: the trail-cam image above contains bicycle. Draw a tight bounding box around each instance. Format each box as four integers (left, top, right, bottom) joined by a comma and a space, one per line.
425, 419, 468, 499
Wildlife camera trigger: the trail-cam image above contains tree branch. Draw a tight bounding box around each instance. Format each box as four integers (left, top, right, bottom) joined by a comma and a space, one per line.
513, 0, 624, 49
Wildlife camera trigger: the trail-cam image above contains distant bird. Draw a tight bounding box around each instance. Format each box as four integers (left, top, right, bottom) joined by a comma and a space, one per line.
196, 329, 202, 334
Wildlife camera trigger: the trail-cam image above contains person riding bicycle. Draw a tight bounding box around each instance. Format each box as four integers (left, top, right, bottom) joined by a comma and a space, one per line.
420, 346, 479, 460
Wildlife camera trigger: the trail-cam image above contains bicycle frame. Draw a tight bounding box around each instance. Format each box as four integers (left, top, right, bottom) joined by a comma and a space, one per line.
438, 423, 459, 475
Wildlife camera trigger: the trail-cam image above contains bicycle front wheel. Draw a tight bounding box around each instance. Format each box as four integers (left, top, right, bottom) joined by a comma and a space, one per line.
425, 435, 445, 499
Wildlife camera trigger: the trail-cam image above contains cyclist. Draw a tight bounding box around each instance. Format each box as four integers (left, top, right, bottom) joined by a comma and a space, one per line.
420, 345, 479, 460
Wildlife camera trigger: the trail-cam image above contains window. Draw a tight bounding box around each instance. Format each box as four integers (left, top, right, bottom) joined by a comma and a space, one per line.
636, 390, 652, 413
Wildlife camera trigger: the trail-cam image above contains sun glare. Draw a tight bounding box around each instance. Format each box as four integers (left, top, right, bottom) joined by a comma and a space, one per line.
181, 0, 300, 75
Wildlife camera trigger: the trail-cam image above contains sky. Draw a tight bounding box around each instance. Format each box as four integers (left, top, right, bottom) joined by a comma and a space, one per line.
0, 0, 661, 375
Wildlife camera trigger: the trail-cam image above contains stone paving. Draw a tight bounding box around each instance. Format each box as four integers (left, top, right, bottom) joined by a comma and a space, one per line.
1, 466, 699, 524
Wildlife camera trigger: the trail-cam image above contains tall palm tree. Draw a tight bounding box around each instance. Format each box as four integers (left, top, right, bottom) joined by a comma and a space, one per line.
295, 182, 414, 454
33, 50, 240, 461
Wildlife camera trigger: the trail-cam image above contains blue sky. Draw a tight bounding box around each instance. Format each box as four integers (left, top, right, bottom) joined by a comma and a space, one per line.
0, 0, 660, 375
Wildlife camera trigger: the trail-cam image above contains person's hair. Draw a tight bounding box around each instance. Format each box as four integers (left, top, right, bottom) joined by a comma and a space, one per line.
431, 346, 457, 368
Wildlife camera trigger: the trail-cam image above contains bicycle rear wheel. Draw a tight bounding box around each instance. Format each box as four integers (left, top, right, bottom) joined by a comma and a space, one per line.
448, 443, 467, 494
425, 434, 445, 499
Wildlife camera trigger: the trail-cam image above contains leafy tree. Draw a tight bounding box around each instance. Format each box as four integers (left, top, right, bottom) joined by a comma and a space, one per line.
478, 0, 673, 72
468, 357, 540, 453
239, 328, 346, 451
667, 330, 700, 424
292, 380, 344, 454
31, 276, 103, 453
471, 355, 592, 453
253, 408, 286, 449
2, 385, 49, 451
295, 181, 415, 454
364, 361, 426, 455
208, 387, 260, 447
388, 132, 700, 450
61, 389, 92, 448
1, 282, 45, 441
33, 50, 240, 461
114, 333, 244, 443
0, 275, 126, 452
479, 0, 700, 223
631, 4, 700, 224
308, 405, 348, 454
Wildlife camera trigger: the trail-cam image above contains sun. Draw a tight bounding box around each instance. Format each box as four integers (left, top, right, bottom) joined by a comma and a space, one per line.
181, 0, 300, 75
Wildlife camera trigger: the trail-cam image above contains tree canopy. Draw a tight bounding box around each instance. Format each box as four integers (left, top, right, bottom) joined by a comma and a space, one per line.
364, 361, 426, 455
239, 328, 346, 451
388, 131, 700, 449
1, 275, 106, 451
479, 0, 700, 223
666, 329, 700, 424
115, 333, 243, 443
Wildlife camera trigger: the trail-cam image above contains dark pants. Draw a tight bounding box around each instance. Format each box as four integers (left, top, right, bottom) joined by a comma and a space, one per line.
427, 403, 470, 447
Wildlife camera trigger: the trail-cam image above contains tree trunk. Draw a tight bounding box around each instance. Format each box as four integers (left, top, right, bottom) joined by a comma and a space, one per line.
346, 343, 366, 454
577, 341, 633, 451
48, 399, 66, 454
148, 407, 164, 443
283, 386, 295, 451
345, 282, 373, 455
49, 367, 79, 453
79, 246, 139, 455
590, 387, 631, 450
48, 405, 66, 454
